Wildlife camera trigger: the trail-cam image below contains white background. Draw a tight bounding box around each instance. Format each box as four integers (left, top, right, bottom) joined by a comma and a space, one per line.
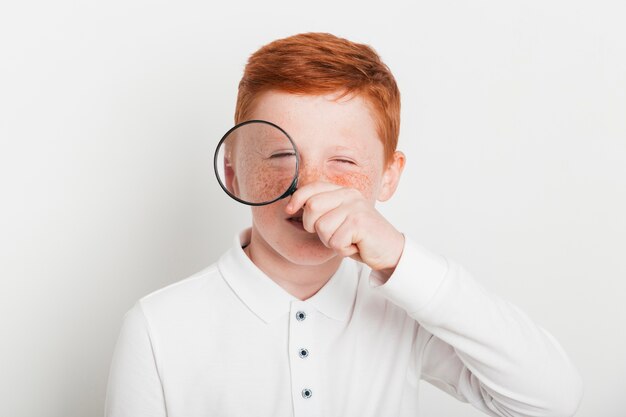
1, 1, 624, 416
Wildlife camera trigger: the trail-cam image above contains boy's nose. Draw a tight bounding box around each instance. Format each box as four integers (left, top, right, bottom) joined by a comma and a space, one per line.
297, 164, 328, 187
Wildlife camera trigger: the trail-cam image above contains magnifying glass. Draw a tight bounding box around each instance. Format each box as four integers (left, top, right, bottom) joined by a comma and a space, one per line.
214, 120, 300, 206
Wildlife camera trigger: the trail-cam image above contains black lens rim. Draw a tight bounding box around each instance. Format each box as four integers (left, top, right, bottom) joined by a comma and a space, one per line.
213, 119, 300, 206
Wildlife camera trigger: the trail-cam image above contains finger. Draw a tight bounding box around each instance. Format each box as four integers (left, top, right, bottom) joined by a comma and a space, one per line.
348, 252, 364, 264
301, 187, 364, 233
312, 205, 352, 246
328, 217, 361, 258
302, 193, 343, 233
285, 181, 341, 214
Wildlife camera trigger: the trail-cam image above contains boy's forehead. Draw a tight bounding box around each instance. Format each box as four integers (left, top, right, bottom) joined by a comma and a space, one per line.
248, 90, 382, 152
252, 90, 372, 115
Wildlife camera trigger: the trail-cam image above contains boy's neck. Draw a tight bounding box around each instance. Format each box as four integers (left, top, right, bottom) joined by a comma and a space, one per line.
243, 235, 343, 301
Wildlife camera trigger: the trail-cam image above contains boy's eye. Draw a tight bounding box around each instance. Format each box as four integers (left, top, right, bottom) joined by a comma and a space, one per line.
269, 151, 296, 159
333, 158, 356, 165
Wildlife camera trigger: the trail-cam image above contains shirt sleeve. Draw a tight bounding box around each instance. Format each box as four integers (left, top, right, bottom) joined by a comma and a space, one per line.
369, 236, 584, 417
104, 301, 167, 417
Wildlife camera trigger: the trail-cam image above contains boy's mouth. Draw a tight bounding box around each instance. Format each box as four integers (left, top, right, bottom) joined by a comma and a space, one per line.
286, 211, 305, 230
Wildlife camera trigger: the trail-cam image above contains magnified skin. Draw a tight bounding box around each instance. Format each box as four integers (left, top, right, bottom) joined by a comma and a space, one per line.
237, 158, 294, 203
220, 122, 297, 204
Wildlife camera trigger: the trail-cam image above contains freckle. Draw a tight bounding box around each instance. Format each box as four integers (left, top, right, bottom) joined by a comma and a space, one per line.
328, 171, 373, 196
234, 155, 295, 203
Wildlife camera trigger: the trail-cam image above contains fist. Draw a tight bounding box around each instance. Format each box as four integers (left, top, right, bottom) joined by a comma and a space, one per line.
285, 181, 405, 276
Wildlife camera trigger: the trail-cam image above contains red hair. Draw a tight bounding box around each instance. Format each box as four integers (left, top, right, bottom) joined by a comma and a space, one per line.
235, 32, 400, 164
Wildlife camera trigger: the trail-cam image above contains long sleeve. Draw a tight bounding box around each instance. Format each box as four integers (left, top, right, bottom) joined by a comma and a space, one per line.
104, 301, 167, 417
369, 236, 584, 417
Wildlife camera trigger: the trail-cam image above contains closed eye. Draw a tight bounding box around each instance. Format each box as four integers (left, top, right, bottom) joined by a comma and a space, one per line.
333, 158, 357, 165
269, 151, 296, 159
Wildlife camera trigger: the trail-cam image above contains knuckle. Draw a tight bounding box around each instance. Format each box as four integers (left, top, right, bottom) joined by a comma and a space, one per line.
307, 197, 321, 213
328, 233, 344, 251
314, 218, 329, 236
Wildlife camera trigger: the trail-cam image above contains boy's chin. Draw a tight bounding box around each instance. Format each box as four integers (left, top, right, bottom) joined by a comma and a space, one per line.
281, 242, 341, 266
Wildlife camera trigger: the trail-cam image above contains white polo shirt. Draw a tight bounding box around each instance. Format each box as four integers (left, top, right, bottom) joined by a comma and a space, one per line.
104, 229, 583, 417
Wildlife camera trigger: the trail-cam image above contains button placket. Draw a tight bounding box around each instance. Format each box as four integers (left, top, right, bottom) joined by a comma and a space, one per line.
288, 302, 320, 416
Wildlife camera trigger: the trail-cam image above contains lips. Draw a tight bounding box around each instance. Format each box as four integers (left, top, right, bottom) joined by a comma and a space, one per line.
287, 209, 304, 222
287, 210, 305, 229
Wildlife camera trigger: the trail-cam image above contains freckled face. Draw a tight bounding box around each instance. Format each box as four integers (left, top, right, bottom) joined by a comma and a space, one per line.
241, 90, 388, 266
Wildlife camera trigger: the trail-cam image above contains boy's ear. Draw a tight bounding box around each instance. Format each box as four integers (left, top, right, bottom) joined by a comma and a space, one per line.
224, 160, 241, 197
377, 151, 405, 202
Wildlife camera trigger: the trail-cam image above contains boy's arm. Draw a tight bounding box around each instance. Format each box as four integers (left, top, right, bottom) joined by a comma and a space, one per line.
286, 182, 583, 416
369, 237, 584, 417
104, 301, 167, 417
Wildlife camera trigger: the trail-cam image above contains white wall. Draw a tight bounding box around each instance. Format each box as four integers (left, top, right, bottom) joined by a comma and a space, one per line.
1, 1, 624, 416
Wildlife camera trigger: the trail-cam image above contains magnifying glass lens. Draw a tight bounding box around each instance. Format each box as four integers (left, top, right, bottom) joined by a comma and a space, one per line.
214, 121, 298, 205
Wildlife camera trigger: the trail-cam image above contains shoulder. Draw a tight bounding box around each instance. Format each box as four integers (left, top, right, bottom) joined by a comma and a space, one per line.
143, 263, 219, 302
133, 261, 228, 325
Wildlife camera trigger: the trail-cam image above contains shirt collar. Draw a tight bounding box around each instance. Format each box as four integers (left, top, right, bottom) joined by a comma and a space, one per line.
217, 228, 359, 324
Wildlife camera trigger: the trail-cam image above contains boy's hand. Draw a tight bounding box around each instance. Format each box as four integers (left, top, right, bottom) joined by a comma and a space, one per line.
285, 181, 404, 277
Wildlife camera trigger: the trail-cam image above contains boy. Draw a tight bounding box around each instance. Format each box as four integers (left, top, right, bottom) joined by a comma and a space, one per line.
105, 32, 583, 417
